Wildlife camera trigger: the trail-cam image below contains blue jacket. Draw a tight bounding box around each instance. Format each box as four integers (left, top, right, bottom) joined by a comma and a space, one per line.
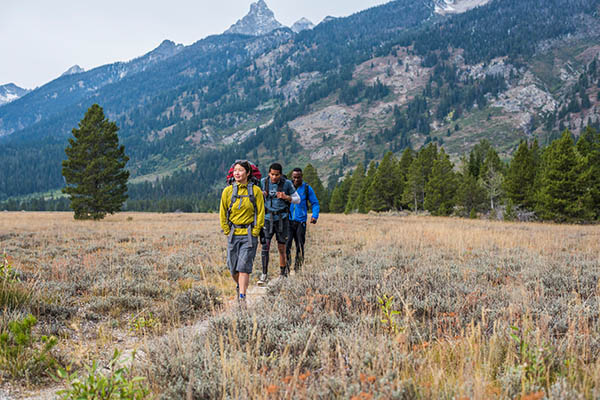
290, 183, 320, 223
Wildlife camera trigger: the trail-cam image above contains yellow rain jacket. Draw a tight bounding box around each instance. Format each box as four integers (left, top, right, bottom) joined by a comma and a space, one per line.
220, 183, 265, 237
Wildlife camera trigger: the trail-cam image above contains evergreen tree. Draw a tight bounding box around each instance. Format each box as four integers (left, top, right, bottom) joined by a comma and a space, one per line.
468, 140, 494, 179
536, 130, 592, 222
576, 126, 600, 219
345, 163, 366, 214
357, 161, 378, 213
479, 147, 505, 211
403, 155, 426, 211
455, 157, 486, 216
329, 171, 352, 213
303, 163, 328, 212
329, 185, 345, 213
62, 104, 129, 220
504, 140, 536, 209
397, 147, 414, 209
367, 152, 401, 211
424, 148, 457, 215
480, 147, 504, 178
419, 143, 439, 185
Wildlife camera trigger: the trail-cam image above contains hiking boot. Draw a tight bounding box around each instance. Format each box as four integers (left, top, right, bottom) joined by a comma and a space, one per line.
257, 273, 268, 285
280, 266, 289, 277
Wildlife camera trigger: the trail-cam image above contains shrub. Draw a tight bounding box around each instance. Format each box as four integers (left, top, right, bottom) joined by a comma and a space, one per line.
173, 285, 222, 319
0, 253, 31, 311
57, 349, 150, 399
0, 314, 58, 382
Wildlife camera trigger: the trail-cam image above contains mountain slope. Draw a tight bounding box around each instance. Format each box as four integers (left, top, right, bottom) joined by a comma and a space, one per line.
1, 0, 600, 203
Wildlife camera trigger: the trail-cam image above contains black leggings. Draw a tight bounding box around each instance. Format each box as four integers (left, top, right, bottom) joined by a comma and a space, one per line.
286, 220, 306, 268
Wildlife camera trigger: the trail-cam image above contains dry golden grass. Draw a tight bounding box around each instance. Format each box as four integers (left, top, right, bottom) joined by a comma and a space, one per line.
1, 212, 600, 398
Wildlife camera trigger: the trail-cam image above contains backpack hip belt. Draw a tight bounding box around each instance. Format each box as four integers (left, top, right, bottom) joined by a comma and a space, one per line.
228, 223, 254, 243
266, 209, 287, 235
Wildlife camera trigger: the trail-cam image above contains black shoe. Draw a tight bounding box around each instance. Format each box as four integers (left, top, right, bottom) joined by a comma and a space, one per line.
280, 266, 289, 277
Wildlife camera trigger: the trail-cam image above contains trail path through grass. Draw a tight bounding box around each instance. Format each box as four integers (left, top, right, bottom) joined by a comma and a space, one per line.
15, 282, 270, 400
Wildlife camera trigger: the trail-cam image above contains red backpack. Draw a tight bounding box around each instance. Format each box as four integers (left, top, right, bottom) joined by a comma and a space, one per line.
226, 160, 262, 185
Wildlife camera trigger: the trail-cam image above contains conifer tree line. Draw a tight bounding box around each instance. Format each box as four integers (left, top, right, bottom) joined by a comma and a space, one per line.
2, 126, 599, 223
328, 127, 600, 223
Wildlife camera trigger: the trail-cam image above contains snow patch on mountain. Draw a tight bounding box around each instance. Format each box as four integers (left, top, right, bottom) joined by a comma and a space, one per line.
291, 18, 315, 33
61, 65, 85, 77
0, 83, 29, 106
434, 0, 491, 15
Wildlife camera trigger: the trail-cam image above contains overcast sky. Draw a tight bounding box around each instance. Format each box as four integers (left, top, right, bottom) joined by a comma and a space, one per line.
1, 0, 389, 89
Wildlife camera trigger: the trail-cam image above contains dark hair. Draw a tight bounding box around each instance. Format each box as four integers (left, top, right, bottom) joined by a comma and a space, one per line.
292, 168, 303, 174
234, 160, 252, 176
269, 163, 283, 173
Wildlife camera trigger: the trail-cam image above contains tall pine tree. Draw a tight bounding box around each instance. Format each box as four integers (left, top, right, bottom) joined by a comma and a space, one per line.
576, 126, 600, 219
367, 152, 401, 211
62, 104, 129, 220
504, 140, 536, 210
357, 161, 378, 213
424, 148, 457, 215
397, 148, 414, 209
345, 163, 366, 214
329, 170, 352, 213
456, 157, 487, 216
403, 154, 426, 211
536, 130, 591, 222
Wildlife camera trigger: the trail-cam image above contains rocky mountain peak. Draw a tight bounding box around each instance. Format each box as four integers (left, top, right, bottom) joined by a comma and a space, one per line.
61, 65, 85, 77
224, 0, 284, 36
0, 83, 29, 106
291, 17, 315, 33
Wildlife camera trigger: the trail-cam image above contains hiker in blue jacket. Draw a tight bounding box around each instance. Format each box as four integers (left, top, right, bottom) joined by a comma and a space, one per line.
287, 168, 320, 272
258, 163, 300, 285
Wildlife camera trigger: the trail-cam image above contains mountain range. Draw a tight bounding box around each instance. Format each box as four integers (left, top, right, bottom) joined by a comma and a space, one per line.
1, 0, 599, 203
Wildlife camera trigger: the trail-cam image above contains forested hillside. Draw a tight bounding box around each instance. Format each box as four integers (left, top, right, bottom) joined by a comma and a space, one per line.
1, 0, 599, 211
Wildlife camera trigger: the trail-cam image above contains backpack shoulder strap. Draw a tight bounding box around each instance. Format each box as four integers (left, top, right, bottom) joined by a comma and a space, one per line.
227, 183, 239, 222
305, 184, 310, 208
278, 177, 286, 193
248, 182, 257, 228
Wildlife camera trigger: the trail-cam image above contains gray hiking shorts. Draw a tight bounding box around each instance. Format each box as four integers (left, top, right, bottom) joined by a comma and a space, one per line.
227, 234, 259, 275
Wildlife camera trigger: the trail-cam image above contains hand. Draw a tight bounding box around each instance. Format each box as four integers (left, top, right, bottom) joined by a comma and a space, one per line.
263, 191, 268, 197
310, 217, 317, 224
276, 192, 289, 201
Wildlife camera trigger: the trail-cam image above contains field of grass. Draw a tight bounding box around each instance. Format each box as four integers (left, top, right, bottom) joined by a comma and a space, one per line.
1, 212, 599, 398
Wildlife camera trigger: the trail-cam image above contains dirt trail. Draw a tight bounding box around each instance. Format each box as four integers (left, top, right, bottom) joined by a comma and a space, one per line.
7, 284, 269, 400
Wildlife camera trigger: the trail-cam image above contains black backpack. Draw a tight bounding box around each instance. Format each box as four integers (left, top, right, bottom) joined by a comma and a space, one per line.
264, 176, 291, 213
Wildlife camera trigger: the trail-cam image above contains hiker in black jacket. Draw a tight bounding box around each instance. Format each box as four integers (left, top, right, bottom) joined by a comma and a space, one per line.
258, 163, 300, 285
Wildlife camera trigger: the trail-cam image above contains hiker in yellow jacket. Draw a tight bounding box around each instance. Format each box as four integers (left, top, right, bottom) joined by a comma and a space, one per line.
220, 161, 265, 305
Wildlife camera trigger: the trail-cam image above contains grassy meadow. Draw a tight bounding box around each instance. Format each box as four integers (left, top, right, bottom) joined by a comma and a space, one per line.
1, 212, 599, 399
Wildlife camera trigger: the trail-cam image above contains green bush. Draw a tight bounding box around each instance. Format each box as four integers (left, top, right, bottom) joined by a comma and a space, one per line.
0, 253, 30, 311
0, 314, 58, 381
57, 349, 151, 399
